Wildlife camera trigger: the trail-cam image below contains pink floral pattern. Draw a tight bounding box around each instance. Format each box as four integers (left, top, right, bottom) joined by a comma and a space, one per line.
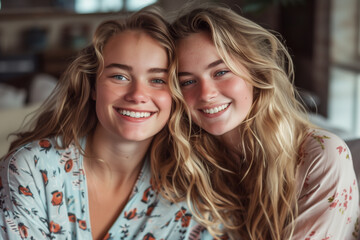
292, 129, 360, 239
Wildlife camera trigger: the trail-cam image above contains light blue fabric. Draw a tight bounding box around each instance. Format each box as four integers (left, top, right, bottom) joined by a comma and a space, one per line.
0, 137, 213, 240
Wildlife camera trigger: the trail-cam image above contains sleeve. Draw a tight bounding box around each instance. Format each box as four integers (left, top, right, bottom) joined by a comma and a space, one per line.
292, 130, 360, 240
0, 144, 54, 240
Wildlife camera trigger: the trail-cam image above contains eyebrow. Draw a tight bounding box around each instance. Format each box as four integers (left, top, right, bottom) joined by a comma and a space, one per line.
148, 68, 168, 73
178, 59, 224, 77
207, 59, 224, 69
105, 63, 168, 73
105, 63, 131, 71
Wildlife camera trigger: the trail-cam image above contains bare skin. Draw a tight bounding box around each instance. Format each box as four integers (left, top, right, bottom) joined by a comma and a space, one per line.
84, 30, 171, 240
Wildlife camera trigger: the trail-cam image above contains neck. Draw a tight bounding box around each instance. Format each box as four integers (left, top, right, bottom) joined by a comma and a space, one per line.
84, 126, 152, 185
84, 126, 153, 240
218, 127, 243, 154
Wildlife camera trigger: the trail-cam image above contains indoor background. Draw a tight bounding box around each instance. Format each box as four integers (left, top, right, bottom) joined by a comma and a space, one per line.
0, 0, 359, 158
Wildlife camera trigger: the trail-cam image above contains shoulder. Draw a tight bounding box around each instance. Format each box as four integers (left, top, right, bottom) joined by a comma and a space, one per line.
0, 137, 82, 177
1, 138, 60, 169
299, 128, 350, 168
297, 128, 357, 196
294, 130, 359, 237
303, 128, 348, 152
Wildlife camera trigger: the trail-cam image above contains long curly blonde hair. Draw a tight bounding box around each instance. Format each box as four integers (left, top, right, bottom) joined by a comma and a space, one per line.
167, 5, 312, 239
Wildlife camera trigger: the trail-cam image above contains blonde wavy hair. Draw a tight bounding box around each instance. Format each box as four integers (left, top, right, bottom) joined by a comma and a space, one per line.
6, 8, 228, 235
7, 7, 178, 160
168, 5, 313, 240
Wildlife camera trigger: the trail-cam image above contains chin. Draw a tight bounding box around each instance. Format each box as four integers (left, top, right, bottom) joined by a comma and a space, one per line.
118, 131, 153, 142
203, 127, 228, 136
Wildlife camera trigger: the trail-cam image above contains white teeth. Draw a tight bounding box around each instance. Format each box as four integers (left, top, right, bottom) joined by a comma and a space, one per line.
202, 104, 229, 114
118, 109, 151, 118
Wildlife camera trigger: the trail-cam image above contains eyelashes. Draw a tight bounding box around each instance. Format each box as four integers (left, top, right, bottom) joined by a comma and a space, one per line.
179, 69, 230, 87
111, 74, 128, 81
151, 79, 167, 84
214, 70, 229, 77
109, 74, 167, 85
180, 79, 196, 87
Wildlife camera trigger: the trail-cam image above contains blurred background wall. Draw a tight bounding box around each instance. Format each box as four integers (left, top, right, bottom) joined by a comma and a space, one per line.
0, 0, 359, 155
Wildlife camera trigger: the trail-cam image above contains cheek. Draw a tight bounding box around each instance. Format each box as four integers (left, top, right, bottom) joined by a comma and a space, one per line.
156, 91, 172, 114
226, 79, 253, 102
98, 83, 124, 100
181, 90, 197, 107
182, 91, 200, 120
95, 85, 111, 103
94, 85, 119, 117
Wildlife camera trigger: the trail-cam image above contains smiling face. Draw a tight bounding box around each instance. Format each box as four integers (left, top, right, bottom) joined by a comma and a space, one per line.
177, 31, 253, 140
93, 30, 172, 143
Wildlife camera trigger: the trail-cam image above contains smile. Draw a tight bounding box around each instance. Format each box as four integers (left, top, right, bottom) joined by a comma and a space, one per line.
115, 108, 153, 118
201, 103, 230, 114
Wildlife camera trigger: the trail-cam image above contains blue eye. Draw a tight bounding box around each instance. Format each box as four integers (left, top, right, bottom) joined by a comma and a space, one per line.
152, 79, 166, 84
215, 70, 229, 77
112, 75, 128, 81
180, 80, 196, 87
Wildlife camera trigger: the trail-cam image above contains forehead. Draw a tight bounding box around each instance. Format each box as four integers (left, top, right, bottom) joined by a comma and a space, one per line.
176, 31, 213, 51
176, 31, 251, 79
104, 30, 160, 53
102, 30, 168, 67
176, 31, 221, 69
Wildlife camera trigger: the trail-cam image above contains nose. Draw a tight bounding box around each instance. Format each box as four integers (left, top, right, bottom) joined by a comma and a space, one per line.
124, 81, 149, 103
199, 78, 218, 101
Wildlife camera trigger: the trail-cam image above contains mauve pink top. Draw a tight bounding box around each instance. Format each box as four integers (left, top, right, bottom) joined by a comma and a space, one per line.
293, 129, 359, 239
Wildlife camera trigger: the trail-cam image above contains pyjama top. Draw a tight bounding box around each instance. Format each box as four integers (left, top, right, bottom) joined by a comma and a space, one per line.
0, 137, 212, 240
292, 129, 360, 239
0, 129, 359, 239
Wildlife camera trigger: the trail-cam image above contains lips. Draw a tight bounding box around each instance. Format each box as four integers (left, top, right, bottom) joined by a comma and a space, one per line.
200, 103, 230, 114
114, 107, 154, 118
